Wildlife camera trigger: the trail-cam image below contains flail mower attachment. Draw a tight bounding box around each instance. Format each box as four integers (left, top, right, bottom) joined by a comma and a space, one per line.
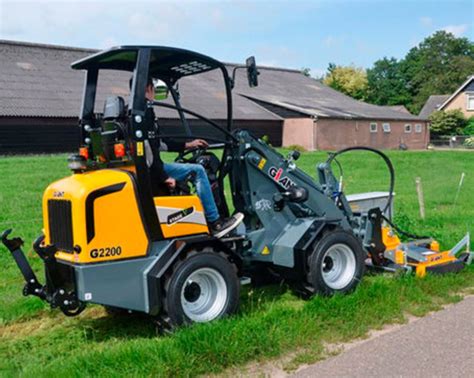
325, 147, 472, 278
371, 227, 472, 277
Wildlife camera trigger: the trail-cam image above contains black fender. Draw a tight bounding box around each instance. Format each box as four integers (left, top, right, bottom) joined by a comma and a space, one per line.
146, 234, 243, 315
274, 220, 346, 281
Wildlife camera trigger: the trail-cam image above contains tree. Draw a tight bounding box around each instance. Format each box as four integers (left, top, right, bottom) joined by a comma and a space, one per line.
300, 67, 311, 77
401, 31, 474, 113
463, 117, 474, 136
359, 30, 474, 113
323, 64, 368, 100
429, 109, 467, 136
366, 57, 411, 106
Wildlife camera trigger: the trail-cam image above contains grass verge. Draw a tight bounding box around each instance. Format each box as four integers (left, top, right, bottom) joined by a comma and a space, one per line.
1, 269, 473, 376
0, 150, 473, 376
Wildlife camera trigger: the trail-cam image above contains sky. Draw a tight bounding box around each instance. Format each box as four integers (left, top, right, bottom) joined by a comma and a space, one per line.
1, 0, 472, 77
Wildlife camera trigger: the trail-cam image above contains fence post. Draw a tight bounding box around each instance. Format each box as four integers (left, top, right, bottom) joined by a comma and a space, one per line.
454, 172, 465, 205
415, 177, 425, 220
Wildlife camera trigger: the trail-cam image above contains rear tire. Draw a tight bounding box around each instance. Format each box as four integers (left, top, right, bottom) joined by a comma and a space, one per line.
163, 250, 240, 327
306, 230, 365, 296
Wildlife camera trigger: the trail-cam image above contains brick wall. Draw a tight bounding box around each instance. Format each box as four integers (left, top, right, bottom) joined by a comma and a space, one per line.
282, 118, 315, 150
315, 119, 429, 150
444, 92, 474, 118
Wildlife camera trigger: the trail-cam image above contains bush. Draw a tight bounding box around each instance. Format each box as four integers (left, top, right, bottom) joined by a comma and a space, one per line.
286, 144, 307, 152
463, 137, 474, 149
261, 135, 271, 145
463, 117, 474, 136
429, 109, 467, 136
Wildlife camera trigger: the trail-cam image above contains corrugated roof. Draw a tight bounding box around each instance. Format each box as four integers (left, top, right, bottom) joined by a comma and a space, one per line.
0, 40, 128, 118
419, 95, 450, 119
233, 69, 425, 121
0, 40, 424, 122
0, 40, 281, 121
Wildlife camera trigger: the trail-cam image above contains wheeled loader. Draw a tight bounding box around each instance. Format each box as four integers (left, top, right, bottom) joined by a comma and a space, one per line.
2, 46, 472, 326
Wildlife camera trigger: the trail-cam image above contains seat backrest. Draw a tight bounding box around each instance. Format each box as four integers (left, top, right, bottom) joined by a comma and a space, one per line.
103, 96, 126, 120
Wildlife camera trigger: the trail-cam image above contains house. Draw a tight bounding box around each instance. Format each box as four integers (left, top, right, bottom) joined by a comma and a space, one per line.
0, 40, 429, 154
420, 75, 474, 119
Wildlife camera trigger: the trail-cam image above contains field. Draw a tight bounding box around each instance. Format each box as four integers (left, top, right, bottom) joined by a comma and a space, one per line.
1, 150, 473, 376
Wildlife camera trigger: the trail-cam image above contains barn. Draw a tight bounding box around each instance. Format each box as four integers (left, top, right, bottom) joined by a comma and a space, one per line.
0, 40, 429, 154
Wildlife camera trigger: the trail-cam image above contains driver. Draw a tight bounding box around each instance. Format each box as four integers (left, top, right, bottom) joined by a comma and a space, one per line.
139, 76, 244, 238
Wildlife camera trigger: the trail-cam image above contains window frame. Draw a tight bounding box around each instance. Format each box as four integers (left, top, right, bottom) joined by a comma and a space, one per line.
415, 123, 422, 133
382, 122, 391, 133
404, 124, 412, 133
370, 122, 378, 133
466, 92, 474, 111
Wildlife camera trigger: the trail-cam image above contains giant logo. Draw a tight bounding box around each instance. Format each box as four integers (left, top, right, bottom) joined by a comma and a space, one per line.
167, 206, 194, 225
268, 167, 296, 189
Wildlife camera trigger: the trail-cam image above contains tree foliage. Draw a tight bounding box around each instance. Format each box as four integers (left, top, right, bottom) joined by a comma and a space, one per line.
325, 31, 474, 114
401, 31, 474, 113
300, 67, 311, 77
463, 117, 474, 136
428, 109, 467, 136
323, 63, 368, 100
366, 57, 411, 106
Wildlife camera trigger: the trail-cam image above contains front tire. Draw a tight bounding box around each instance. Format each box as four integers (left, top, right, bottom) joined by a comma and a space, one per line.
163, 250, 240, 326
307, 230, 365, 296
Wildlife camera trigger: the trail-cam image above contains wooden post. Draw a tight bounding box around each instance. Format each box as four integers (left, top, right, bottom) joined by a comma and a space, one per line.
415, 177, 425, 220
454, 172, 465, 205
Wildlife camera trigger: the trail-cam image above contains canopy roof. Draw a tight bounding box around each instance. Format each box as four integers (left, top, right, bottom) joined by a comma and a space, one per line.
71, 46, 225, 81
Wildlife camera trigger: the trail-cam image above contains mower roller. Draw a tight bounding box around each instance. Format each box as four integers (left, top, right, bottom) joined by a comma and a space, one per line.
2, 46, 472, 326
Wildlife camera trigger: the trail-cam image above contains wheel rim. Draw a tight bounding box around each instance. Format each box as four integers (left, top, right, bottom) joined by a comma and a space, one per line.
321, 243, 357, 290
180, 267, 228, 322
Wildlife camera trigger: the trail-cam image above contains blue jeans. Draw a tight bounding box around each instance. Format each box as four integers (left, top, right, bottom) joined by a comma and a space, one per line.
163, 163, 220, 222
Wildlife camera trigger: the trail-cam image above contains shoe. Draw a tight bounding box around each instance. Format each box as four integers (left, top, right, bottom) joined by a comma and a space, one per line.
210, 213, 244, 238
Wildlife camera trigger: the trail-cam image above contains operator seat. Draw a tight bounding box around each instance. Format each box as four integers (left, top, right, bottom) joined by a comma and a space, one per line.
103, 96, 126, 120
101, 96, 127, 161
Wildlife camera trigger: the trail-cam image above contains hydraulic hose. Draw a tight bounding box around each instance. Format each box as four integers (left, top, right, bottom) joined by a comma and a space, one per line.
326, 146, 395, 215
381, 215, 430, 240
326, 146, 430, 240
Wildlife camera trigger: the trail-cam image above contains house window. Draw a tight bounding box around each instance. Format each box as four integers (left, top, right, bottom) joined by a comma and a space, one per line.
415, 123, 422, 133
467, 93, 474, 111
404, 124, 412, 133
382, 123, 391, 133
370, 122, 377, 133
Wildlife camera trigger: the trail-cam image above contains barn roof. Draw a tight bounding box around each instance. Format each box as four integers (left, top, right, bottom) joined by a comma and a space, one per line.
232, 69, 424, 121
0, 40, 424, 122
0, 40, 280, 121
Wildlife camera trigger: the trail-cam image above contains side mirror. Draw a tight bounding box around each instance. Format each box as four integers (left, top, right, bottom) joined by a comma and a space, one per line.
153, 79, 169, 100
246, 56, 259, 87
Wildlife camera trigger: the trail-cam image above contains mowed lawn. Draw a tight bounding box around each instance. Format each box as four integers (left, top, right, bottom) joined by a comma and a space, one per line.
0, 150, 473, 376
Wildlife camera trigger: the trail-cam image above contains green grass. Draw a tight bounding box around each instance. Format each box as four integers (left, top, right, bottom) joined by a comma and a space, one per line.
1, 150, 473, 376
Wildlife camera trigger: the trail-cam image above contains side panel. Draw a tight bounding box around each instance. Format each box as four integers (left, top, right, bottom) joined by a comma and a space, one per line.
75, 237, 212, 314
154, 196, 209, 238
75, 255, 160, 312
43, 169, 149, 264
272, 218, 316, 267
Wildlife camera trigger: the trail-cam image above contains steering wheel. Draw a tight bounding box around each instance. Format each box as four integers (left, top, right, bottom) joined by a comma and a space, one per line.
175, 143, 225, 163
